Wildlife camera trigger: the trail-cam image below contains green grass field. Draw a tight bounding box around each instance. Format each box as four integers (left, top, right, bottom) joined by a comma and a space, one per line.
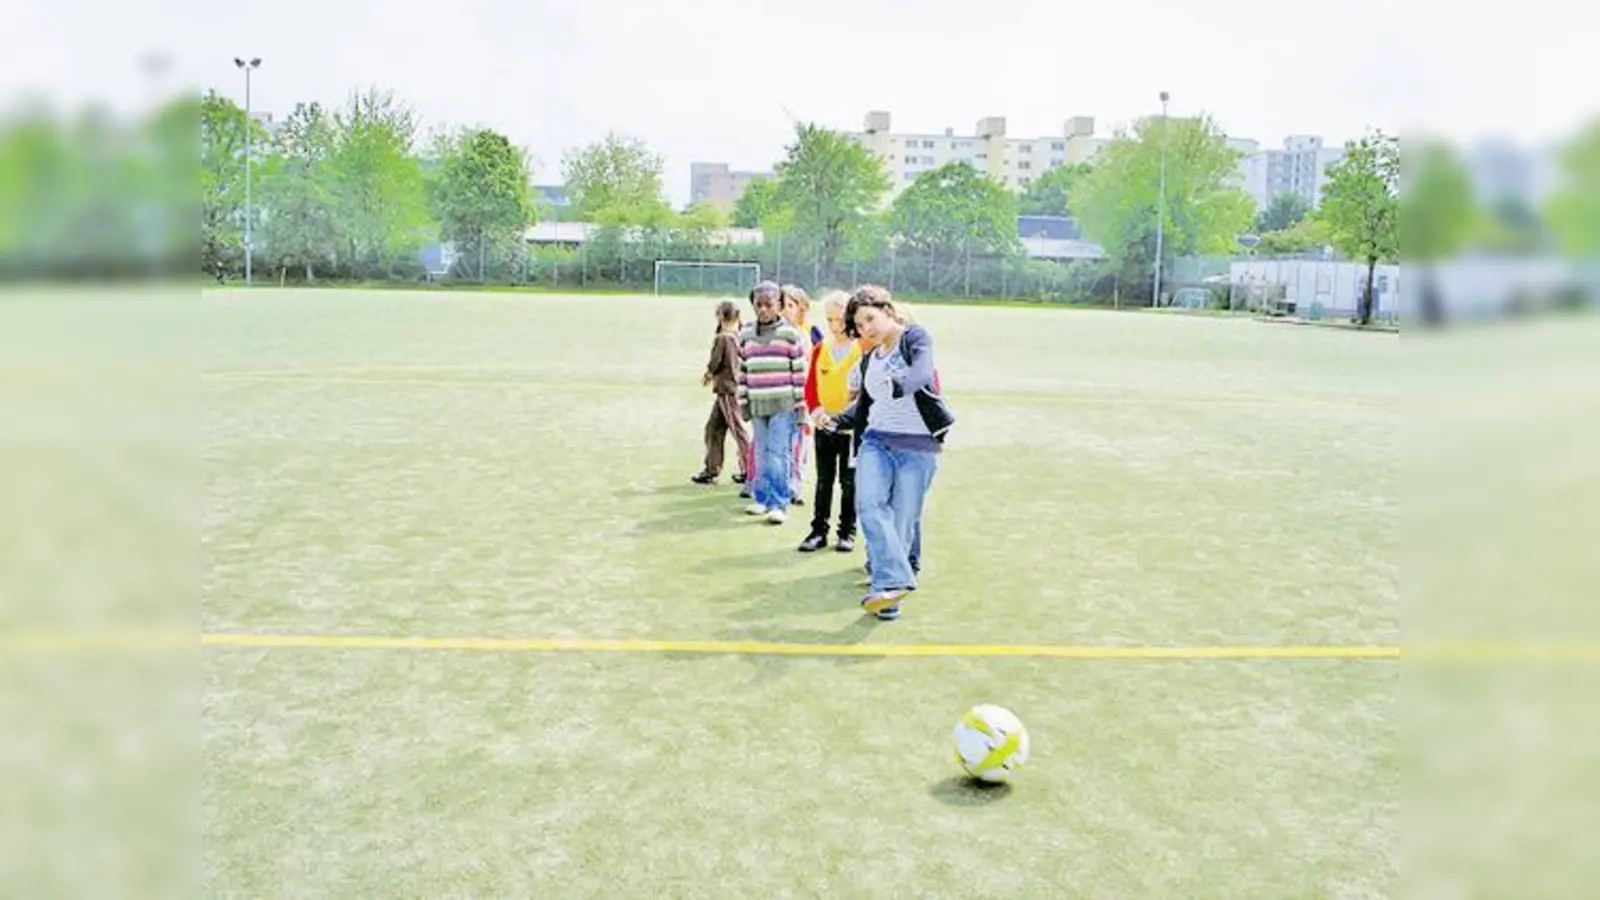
201, 289, 1398, 897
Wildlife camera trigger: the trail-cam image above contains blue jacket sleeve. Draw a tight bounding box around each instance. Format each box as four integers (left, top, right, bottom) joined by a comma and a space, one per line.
891, 325, 937, 399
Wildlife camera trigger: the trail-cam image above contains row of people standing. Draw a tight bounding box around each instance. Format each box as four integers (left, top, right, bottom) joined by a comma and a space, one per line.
693, 281, 953, 620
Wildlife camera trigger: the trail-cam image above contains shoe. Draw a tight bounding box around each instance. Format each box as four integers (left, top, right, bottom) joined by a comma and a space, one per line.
861, 589, 907, 615
745, 503, 769, 516
766, 507, 788, 525
835, 535, 855, 553
874, 605, 901, 621
732, 472, 747, 484
690, 471, 716, 485
739, 488, 752, 499
798, 533, 827, 552
789, 496, 805, 507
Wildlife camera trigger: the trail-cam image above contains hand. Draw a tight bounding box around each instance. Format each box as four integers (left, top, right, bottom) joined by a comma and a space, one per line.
814, 413, 835, 431
701, 373, 713, 387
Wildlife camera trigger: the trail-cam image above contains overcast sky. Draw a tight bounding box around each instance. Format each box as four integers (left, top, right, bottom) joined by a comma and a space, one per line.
4, 0, 1591, 204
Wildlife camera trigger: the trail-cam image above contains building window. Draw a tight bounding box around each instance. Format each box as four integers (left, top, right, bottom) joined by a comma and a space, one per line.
1049, 157, 1064, 167
1018, 161, 1031, 170
921, 139, 935, 149
1019, 177, 1032, 186
1050, 141, 1065, 151
1019, 144, 1031, 152
904, 172, 916, 180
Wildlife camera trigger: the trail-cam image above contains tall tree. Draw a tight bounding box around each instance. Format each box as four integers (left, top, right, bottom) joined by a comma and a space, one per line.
1255, 191, 1310, 233
771, 123, 890, 282
560, 132, 670, 226
890, 161, 1018, 257
256, 101, 340, 282
431, 127, 535, 281
1321, 132, 1399, 324
200, 91, 264, 275
324, 88, 432, 276
1545, 120, 1600, 257
730, 176, 781, 228
1017, 162, 1091, 217
1076, 114, 1256, 299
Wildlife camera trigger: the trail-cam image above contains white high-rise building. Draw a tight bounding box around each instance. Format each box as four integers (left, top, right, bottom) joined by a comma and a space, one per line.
1241, 135, 1347, 211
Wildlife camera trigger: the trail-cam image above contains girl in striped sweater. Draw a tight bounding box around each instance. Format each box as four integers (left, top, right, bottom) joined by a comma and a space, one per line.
736, 281, 808, 524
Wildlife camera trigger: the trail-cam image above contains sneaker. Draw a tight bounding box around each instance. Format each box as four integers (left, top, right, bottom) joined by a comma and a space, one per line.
745, 503, 769, 516
789, 495, 805, 507
798, 533, 827, 552
835, 535, 855, 553
874, 605, 901, 621
766, 507, 788, 525
739, 488, 752, 500
732, 472, 747, 484
690, 471, 716, 485
861, 589, 907, 615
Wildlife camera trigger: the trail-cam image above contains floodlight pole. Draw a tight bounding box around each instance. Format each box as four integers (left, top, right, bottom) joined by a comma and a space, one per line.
234, 56, 262, 286
1152, 91, 1170, 308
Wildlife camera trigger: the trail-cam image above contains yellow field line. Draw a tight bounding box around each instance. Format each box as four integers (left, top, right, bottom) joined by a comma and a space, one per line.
202, 372, 1389, 411
6, 631, 1597, 661
193, 632, 1399, 659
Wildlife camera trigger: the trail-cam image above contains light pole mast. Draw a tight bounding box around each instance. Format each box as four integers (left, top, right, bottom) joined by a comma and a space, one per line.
1152, 90, 1170, 307
233, 57, 262, 285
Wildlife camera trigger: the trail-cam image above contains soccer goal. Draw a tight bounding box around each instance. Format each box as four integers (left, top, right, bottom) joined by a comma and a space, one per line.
653, 260, 762, 296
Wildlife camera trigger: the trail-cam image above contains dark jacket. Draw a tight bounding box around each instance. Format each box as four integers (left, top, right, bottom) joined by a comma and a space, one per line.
704, 330, 741, 395
833, 325, 955, 442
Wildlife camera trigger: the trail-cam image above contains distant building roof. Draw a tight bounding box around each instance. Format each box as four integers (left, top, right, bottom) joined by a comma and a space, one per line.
534, 185, 570, 207
1016, 215, 1081, 240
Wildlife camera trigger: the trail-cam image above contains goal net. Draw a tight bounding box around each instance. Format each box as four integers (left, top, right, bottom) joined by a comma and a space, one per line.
653, 261, 762, 296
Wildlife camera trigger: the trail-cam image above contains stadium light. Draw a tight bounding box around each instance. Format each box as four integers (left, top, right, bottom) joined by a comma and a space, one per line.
1152, 91, 1170, 308
234, 57, 262, 286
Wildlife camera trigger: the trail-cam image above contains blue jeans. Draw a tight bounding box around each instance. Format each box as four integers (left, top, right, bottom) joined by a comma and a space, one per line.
751, 410, 797, 510
856, 434, 939, 593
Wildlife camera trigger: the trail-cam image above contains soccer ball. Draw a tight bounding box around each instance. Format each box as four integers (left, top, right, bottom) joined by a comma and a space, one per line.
953, 704, 1029, 783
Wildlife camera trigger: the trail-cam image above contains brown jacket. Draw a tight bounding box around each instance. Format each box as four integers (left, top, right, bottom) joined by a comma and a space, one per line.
705, 330, 741, 395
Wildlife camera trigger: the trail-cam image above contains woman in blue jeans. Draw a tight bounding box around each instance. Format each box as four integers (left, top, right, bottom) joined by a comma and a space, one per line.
818, 285, 953, 620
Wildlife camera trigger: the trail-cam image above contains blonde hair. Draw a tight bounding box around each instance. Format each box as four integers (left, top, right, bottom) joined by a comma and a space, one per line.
818, 289, 850, 315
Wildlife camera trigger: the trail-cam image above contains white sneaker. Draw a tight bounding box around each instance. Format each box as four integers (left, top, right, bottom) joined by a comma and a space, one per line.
745, 503, 769, 516
766, 507, 788, 525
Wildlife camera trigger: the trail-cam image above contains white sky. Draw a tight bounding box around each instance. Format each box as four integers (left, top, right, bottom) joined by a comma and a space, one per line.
3, 0, 1592, 205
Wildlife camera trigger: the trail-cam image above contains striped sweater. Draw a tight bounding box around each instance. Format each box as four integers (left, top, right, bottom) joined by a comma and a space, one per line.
736, 317, 806, 418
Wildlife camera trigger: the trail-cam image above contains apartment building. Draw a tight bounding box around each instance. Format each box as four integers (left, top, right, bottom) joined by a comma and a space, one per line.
846, 111, 1112, 194
689, 162, 772, 211
1241, 135, 1346, 210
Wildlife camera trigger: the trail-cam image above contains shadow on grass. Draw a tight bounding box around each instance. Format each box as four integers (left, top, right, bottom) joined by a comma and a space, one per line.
628, 500, 750, 537
928, 776, 1015, 807
613, 482, 718, 501
709, 568, 871, 619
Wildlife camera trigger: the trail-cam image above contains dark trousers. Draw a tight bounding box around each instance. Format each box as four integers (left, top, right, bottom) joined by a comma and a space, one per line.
810, 427, 856, 539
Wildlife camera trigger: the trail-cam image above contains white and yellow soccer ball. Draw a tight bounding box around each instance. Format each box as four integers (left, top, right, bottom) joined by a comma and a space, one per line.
953, 704, 1029, 782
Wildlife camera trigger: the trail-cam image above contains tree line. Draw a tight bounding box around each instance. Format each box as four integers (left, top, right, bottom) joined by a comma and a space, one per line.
190, 84, 1597, 312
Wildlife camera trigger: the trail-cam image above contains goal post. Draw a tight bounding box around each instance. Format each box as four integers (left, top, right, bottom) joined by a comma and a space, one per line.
653, 260, 762, 296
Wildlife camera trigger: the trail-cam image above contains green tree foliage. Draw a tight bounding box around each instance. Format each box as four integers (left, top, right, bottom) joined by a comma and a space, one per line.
1016, 162, 1091, 217
1255, 192, 1310, 233
256, 102, 340, 281
1399, 139, 1480, 263
1545, 120, 1600, 256
890, 161, 1018, 257
1321, 132, 1398, 324
770, 123, 890, 282
1076, 114, 1256, 298
730, 176, 781, 228
1256, 217, 1331, 256
201, 91, 262, 274
324, 88, 432, 277
431, 127, 535, 281
560, 132, 671, 226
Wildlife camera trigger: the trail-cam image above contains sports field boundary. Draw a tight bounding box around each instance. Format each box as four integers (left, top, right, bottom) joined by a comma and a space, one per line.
200, 633, 1392, 660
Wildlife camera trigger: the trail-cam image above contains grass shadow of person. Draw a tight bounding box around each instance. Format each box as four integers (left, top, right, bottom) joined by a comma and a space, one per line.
928, 776, 1016, 807
707, 567, 873, 619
